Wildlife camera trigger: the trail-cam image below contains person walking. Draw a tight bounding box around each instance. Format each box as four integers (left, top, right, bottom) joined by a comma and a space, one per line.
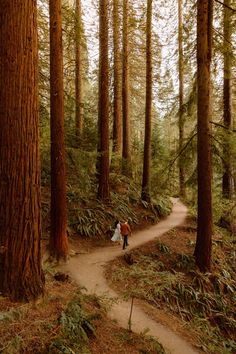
120, 221, 132, 250
111, 220, 122, 244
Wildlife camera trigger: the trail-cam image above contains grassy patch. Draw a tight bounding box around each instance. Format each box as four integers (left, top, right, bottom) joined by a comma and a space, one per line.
48, 292, 96, 353
107, 225, 236, 354
0, 275, 77, 354
0, 274, 166, 354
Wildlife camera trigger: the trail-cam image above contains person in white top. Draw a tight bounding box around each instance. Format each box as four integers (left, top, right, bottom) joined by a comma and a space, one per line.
111, 220, 122, 244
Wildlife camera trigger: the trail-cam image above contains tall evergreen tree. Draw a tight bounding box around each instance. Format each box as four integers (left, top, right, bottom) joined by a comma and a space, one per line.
141, 0, 153, 202
49, 0, 69, 260
0, 0, 45, 301
112, 0, 122, 157
222, 0, 233, 198
75, 0, 83, 145
178, 0, 185, 198
195, 0, 213, 272
97, 0, 110, 201
122, 0, 132, 176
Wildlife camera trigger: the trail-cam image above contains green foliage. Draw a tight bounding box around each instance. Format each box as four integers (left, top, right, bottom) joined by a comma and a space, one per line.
47, 290, 166, 354
60, 303, 95, 341
67, 168, 172, 238
157, 241, 171, 254
69, 194, 138, 238
151, 196, 172, 218
48, 293, 96, 354
176, 253, 195, 271
111, 238, 236, 353
69, 193, 172, 238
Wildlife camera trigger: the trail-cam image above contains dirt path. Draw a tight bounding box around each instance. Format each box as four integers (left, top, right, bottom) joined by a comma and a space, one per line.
60, 199, 200, 354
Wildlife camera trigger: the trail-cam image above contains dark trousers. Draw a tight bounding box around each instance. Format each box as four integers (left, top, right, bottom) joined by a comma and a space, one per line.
123, 234, 128, 249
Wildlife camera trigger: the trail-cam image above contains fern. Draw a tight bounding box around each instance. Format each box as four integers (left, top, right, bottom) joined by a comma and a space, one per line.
49, 295, 95, 354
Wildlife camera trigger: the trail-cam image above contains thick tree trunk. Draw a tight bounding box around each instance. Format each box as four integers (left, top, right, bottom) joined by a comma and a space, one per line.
122, 0, 132, 176
75, 0, 83, 145
49, 0, 69, 260
141, 0, 152, 203
97, 0, 110, 201
112, 0, 122, 157
222, 0, 233, 199
195, 0, 213, 272
178, 0, 185, 198
0, 0, 44, 301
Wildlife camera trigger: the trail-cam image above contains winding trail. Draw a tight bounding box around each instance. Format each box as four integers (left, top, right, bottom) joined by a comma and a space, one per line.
60, 199, 200, 354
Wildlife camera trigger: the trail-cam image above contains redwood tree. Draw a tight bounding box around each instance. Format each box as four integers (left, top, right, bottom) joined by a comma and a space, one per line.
112, 0, 122, 157
0, 0, 44, 300
122, 0, 132, 176
75, 0, 83, 145
194, 0, 213, 272
141, 0, 152, 202
49, 0, 69, 260
178, 0, 185, 198
97, 0, 110, 201
222, 0, 233, 199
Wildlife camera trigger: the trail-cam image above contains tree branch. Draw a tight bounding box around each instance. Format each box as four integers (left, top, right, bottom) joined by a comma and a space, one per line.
210, 120, 236, 132
214, 0, 236, 12
163, 132, 197, 177
213, 27, 236, 51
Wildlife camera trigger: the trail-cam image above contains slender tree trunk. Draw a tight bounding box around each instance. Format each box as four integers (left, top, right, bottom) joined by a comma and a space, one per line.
178, 0, 185, 198
97, 0, 110, 201
122, 0, 132, 176
112, 0, 122, 157
141, 0, 152, 202
75, 0, 83, 146
194, 0, 213, 272
49, 0, 68, 260
222, 0, 233, 199
0, 0, 44, 301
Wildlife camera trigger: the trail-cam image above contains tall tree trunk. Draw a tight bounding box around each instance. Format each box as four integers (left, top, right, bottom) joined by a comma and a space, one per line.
0, 0, 44, 301
178, 0, 185, 198
112, 0, 122, 157
122, 0, 132, 176
194, 0, 213, 272
97, 0, 110, 201
75, 0, 83, 146
49, 0, 68, 260
141, 0, 152, 202
222, 0, 233, 199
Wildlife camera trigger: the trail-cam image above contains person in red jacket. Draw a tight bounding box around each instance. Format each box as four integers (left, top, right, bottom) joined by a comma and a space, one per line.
120, 221, 132, 250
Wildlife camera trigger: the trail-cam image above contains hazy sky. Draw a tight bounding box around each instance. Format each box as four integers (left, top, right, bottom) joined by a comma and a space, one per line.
79, 0, 179, 83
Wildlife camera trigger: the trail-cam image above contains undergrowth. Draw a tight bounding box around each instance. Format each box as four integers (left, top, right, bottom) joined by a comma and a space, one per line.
48, 291, 99, 354
41, 146, 172, 239
48, 290, 167, 354
0, 283, 167, 354
68, 175, 171, 238
109, 229, 236, 354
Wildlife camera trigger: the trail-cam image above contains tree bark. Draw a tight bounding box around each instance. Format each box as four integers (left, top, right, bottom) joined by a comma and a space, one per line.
178, 0, 185, 198
222, 0, 233, 199
0, 0, 45, 301
49, 0, 69, 260
122, 0, 132, 176
195, 0, 213, 272
97, 0, 110, 201
141, 0, 152, 202
75, 0, 83, 146
112, 0, 122, 157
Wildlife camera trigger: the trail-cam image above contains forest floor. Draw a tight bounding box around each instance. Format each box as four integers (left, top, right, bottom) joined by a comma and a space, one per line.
0, 198, 234, 353
58, 198, 203, 354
